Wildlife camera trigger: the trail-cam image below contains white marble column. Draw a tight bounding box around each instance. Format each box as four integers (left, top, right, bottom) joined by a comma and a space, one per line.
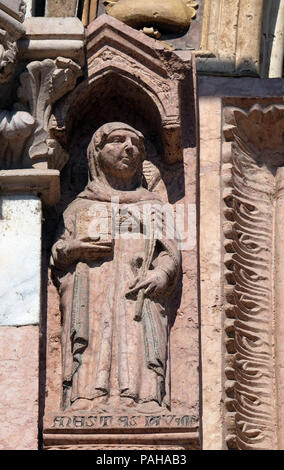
269, 0, 284, 78
0, 194, 41, 326
0, 170, 59, 449
25, 0, 34, 17
0, 194, 41, 449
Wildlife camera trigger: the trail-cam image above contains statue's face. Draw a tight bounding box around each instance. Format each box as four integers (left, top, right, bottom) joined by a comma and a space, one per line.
98, 129, 143, 181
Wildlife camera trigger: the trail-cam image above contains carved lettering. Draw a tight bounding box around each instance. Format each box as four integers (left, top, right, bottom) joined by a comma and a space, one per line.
145, 416, 161, 427
50, 413, 193, 429
73, 416, 85, 428
85, 416, 97, 427
118, 416, 128, 427
99, 416, 113, 427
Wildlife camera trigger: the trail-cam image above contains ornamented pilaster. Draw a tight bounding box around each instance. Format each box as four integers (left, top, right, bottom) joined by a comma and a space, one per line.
222, 104, 284, 449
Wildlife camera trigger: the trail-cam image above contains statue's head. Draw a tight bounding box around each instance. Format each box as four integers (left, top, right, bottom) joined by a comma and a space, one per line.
87, 122, 146, 189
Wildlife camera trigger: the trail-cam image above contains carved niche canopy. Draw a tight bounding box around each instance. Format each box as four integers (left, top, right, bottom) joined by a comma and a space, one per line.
44, 14, 199, 450
55, 14, 194, 168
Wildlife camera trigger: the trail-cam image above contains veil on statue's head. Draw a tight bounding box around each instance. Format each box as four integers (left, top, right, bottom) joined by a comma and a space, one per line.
87, 122, 146, 184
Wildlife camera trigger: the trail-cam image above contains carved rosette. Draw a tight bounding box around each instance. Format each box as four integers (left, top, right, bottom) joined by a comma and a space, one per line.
222, 104, 284, 450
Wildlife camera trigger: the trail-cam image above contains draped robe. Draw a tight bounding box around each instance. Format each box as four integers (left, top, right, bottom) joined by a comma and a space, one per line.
52, 183, 180, 410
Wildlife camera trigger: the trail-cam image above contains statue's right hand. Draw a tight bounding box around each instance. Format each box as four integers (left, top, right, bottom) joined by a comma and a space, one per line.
69, 237, 113, 261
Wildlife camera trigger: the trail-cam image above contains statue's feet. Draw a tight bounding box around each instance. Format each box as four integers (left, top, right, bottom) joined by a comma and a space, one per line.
136, 401, 164, 414
70, 398, 92, 411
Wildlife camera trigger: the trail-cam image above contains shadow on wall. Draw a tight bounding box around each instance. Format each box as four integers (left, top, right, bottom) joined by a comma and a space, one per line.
260, 0, 282, 78
196, 57, 263, 77
32, 0, 98, 20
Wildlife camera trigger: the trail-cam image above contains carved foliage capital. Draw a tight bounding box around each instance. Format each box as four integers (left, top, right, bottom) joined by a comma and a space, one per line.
17, 57, 82, 169
224, 104, 284, 166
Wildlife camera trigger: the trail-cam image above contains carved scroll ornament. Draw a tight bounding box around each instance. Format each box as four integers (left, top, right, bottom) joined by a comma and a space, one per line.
222, 104, 284, 450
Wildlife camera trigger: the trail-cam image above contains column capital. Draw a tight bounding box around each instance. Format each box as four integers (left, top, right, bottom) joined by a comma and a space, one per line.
0, 169, 60, 206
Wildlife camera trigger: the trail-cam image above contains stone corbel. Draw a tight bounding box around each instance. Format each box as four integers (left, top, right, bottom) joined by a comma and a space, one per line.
0, 0, 26, 83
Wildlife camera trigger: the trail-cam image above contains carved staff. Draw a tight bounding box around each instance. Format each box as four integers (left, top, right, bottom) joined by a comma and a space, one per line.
134, 211, 156, 322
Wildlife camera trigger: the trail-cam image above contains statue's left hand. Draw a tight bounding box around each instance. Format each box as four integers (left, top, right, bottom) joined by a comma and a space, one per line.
127, 268, 169, 299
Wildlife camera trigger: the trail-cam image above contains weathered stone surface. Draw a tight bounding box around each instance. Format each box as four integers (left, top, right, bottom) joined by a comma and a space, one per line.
0, 195, 41, 326
199, 96, 223, 450
23, 16, 84, 38
0, 325, 39, 450
17, 56, 81, 169
0, 0, 26, 22
19, 17, 85, 65
105, 0, 198, 36
223, 103, 284, 450
45, 0, 78, 17
198, 0, 264, 75
25, 0, 33, 17
0, 170, 60, 205
85, 14, 190, 164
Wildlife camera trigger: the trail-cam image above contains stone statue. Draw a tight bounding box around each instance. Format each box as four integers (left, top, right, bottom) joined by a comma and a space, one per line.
51, 122, 181, 413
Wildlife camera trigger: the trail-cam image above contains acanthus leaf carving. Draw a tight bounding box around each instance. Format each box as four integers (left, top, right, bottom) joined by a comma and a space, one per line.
0, 109, 35, 169
224, 104, 284, 165
17, 57, 82, 169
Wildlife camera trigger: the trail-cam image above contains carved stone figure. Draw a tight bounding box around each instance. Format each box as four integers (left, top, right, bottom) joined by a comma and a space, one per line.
51, 122, 181, 413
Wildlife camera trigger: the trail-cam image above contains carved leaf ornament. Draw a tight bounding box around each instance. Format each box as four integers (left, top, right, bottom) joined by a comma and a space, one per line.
222, 104, 284, 450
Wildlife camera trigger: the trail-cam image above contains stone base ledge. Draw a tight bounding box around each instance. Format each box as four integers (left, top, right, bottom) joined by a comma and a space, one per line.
0, 169, 60, 206
43, 431, 200, 449
44, 411, 199, 449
